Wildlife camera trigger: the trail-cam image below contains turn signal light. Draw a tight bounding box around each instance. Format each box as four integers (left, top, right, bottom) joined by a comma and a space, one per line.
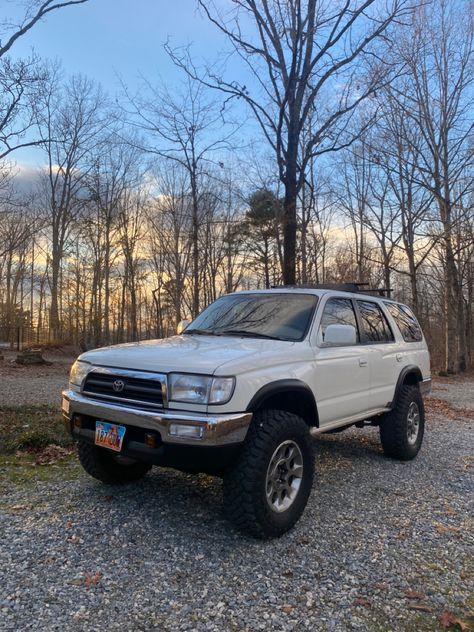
144, 433, 157, 448
73, 416, 82, 429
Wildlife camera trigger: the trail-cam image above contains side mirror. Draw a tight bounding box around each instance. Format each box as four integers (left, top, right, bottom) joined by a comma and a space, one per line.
176, 319, 191, 335
323, 324, 357, 346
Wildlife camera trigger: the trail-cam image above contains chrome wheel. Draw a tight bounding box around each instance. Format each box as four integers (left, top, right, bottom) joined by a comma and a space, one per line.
407, 401, 420, 445
265, 440, 304, 513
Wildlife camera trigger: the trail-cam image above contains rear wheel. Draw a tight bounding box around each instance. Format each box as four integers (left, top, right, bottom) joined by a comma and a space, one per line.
223, 409, 314, 538
379, 384, 425, 460
78, 441, 152, 484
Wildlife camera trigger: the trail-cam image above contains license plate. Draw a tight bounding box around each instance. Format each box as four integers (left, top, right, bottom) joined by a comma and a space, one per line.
95, 421, 126, 452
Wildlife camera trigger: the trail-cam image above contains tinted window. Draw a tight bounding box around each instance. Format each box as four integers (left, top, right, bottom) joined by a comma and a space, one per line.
357, 300, 394, 343
385, 302, 423, 342
319, 298, 359, 344
186, 293, 317, 342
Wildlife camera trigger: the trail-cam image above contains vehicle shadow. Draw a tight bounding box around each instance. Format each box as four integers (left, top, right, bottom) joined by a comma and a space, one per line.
77, 428, 387, 541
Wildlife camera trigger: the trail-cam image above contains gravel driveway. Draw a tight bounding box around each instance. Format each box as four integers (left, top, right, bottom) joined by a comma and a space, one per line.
1, 397, 473, 631
0, 351, 70, 406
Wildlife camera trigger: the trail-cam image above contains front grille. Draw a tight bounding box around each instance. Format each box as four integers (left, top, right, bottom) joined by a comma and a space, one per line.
83, 371, 164, 408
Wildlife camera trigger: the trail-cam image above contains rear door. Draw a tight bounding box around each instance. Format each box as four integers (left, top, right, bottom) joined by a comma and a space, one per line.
313, 296, 371, 425
355, 299, 399, 409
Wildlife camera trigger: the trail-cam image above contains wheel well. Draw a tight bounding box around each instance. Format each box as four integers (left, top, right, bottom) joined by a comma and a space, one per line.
402, 370, 422, 386
250, 390, 319, 427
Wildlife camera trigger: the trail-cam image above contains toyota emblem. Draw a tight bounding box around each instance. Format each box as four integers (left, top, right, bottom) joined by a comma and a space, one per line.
112, 379, 125, 393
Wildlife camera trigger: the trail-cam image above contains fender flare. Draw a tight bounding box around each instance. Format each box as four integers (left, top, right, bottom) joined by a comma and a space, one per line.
246, 379, 319, 427
389, 365, 423, 409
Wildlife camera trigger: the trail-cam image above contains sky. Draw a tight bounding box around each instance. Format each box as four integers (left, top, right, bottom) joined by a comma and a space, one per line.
7, 0, 234, 166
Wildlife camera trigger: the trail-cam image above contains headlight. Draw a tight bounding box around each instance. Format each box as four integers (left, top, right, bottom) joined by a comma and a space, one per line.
168, 374, 235, 405
69, 360, 92, 387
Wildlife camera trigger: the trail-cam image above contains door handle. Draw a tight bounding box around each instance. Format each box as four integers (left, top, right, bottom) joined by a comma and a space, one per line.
359, 358, 368, 367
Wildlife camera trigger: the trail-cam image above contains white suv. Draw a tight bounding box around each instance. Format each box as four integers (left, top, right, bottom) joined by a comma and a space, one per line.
62, 285, 431, 538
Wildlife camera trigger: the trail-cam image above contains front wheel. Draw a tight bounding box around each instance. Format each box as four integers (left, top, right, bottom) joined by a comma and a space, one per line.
223, 409, 314, 538
379, 384, 425, 460
78, 441, 152, 484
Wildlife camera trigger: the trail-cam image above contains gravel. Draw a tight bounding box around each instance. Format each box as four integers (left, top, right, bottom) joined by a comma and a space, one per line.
0, 351, 70, 407
1, 388, 473, 631
431, 377, 474, 410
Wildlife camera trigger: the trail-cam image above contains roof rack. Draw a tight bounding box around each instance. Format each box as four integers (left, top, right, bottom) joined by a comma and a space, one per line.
271, 282, 393, 298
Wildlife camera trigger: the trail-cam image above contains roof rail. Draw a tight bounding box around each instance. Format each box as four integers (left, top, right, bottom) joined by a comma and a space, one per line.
271, 282, 393, 298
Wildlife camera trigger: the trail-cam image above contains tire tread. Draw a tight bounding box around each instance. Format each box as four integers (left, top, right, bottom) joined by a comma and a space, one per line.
223, 409, 314, 538
380, 384, 424, 460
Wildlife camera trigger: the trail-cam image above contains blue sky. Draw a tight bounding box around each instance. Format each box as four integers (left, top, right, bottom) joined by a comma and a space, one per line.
10, 1, 225, 88
8, 0, 235, 165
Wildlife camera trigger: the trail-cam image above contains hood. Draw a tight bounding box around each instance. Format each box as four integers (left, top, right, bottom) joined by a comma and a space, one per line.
79, 334, 300, 375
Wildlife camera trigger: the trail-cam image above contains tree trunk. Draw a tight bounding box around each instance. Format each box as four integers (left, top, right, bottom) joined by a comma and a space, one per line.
283, 167, 298, 285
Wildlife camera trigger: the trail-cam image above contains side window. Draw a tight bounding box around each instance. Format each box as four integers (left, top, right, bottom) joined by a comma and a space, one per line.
385, 302, 423, 342
357, 300, 394, 343
318, 298, 359, 344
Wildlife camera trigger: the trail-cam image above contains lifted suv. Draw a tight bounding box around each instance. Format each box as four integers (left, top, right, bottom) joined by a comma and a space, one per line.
62, 286, 431, 538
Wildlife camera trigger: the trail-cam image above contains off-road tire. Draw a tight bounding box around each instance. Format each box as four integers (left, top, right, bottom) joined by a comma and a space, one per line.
223, 409, 314, 539
78, 441, 152, 484
379, 384, 425, 460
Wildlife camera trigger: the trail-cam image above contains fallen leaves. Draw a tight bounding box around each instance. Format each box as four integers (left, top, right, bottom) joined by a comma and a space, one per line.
459, 456, 474, 472
439, 611, 473, 630
281, 605, 293, 614
353, 596, 372, 609
69, 571, 101, 589
433, 521, 462, 535
84, 571, 101, 588
425, 397, 474, 421
34, 445, 74, 465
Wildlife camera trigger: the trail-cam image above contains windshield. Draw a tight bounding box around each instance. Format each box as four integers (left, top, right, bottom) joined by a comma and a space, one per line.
185, 293, 318, 341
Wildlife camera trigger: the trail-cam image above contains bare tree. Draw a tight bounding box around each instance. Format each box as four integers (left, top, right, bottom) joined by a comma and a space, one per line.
83, 136, 142, 345
389, 0, 474, 372
123, 75, 233, 317
36, 71, 106, 338
146, 165, 193, 329
169, 0, 415, 284
0, 0, 89, 158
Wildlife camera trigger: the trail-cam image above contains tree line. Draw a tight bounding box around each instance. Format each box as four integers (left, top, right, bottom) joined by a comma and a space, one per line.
0, 0, 473, 373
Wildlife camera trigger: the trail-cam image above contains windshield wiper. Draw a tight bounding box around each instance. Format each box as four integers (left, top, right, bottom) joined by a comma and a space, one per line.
218, 329, 284, 341
183, 328, 221, 336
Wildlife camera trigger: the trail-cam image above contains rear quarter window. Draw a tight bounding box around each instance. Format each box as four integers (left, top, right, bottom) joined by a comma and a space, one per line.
356, 300, 395, 343
385, 302, 423, 342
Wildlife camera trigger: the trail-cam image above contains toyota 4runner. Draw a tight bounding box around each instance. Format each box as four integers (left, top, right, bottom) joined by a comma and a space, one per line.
62, 285, 431, 538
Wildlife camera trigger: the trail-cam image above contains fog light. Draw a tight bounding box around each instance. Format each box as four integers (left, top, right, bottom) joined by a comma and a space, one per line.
74, 416, 82, 429
169, 423, 204, 439
144, 433, 157, 448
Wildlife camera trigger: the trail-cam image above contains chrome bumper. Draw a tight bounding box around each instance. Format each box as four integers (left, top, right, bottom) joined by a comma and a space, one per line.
62, 390, 252, 447
419, 377, 432, 395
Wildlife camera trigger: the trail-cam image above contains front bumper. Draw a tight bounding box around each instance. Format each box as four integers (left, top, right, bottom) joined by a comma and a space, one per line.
62, 390, 252, 447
